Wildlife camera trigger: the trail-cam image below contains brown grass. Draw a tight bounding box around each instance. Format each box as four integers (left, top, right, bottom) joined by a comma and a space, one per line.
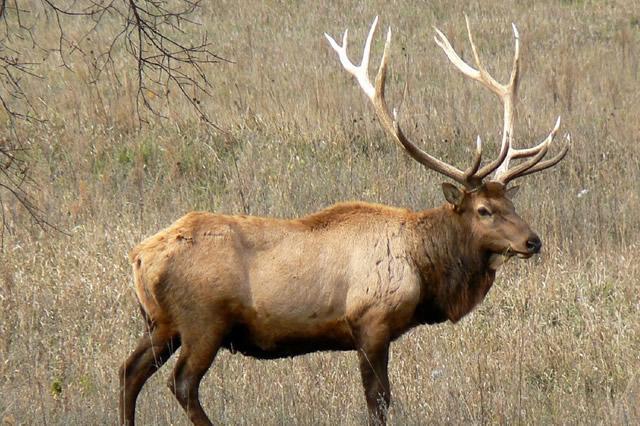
1, 0, 639, 424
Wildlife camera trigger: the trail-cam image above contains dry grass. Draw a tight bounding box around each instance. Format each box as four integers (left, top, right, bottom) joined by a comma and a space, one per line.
1, 0, 639, 424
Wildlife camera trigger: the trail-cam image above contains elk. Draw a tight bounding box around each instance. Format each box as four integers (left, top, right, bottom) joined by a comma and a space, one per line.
119, 17, 568, 426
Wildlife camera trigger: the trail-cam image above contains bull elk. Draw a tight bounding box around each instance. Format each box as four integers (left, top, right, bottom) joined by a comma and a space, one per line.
119, 17, 568, 425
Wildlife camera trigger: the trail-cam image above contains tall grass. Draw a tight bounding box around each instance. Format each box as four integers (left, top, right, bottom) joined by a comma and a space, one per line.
1, 0, 638, 424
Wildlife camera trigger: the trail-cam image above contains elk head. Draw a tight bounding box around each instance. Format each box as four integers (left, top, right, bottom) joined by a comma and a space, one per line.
325, 16, 568, 267
442, 181, 541, 269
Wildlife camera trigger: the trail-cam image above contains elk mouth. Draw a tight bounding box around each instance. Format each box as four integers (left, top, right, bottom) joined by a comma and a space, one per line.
510, 246, 540, 259
487, 247, 535, 270
501, 247, 535, 260
515, 252, 534, 259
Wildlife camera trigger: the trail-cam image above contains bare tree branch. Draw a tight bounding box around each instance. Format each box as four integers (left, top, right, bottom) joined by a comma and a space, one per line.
0, 0, 229, 244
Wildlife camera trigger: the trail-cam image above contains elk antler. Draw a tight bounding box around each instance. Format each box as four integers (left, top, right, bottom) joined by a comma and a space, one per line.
325, 17, 568, 189
325, 17, 485, 189
434, 16, 569, 185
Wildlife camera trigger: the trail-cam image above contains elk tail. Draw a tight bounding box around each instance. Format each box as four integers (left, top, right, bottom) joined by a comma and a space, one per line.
130, 253, 162, 323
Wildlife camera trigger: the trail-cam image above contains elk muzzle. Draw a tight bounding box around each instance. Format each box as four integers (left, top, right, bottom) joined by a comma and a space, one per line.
526, 234, 542, 254
514, 233, 542, 258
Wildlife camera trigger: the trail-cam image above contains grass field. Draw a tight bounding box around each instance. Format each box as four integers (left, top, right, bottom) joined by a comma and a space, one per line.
1, 0, 639, 424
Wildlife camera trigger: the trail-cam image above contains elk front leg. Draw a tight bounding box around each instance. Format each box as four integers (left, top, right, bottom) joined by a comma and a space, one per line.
356, 326, 391, 425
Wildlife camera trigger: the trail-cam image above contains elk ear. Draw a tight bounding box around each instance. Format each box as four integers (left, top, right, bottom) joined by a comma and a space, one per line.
442, 182, 465, 208
505, 185, 520, 200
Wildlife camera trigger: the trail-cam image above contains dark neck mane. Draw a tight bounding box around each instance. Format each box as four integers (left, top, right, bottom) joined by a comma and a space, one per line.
411, 206, 496, 325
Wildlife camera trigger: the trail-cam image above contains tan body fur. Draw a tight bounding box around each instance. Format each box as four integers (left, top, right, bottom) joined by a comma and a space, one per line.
131, 202, 493, 359
120, 183, 533, 426
132, 203, 421, 356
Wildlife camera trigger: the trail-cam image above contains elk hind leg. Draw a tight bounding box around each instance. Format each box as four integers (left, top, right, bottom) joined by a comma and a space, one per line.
119, 323, 180, 425
167, 327, 224, 426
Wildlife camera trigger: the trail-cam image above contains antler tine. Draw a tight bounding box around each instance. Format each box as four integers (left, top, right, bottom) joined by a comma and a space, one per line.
326, 18, 475, 187
324, 19, 377, 99
434, 16, 519, 99
490, 116, 561, 183
498, 132, 570, 183
495, 117, 563, 184
514, 134, 570, 178
464, 136, 483, 179
496, 139, 550, 184
435, 18, 521, 180
508, 116, 561, 160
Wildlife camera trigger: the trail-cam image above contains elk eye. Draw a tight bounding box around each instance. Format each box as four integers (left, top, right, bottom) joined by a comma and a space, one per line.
478, 207, 492, 217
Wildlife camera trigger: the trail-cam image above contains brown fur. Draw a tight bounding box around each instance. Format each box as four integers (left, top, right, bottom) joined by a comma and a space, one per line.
119, 183, 541, 425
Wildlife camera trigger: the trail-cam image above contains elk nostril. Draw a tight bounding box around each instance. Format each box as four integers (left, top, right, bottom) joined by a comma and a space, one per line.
526, 235, 542, 253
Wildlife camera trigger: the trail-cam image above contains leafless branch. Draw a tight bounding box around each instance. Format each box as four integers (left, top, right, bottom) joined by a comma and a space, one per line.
0, 0, 229, 243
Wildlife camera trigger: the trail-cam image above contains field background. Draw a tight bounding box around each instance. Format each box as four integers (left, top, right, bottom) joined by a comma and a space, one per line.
1, 0, 639, 424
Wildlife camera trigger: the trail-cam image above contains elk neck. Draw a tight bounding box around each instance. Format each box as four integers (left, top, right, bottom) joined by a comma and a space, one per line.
408, 204, 496, 325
